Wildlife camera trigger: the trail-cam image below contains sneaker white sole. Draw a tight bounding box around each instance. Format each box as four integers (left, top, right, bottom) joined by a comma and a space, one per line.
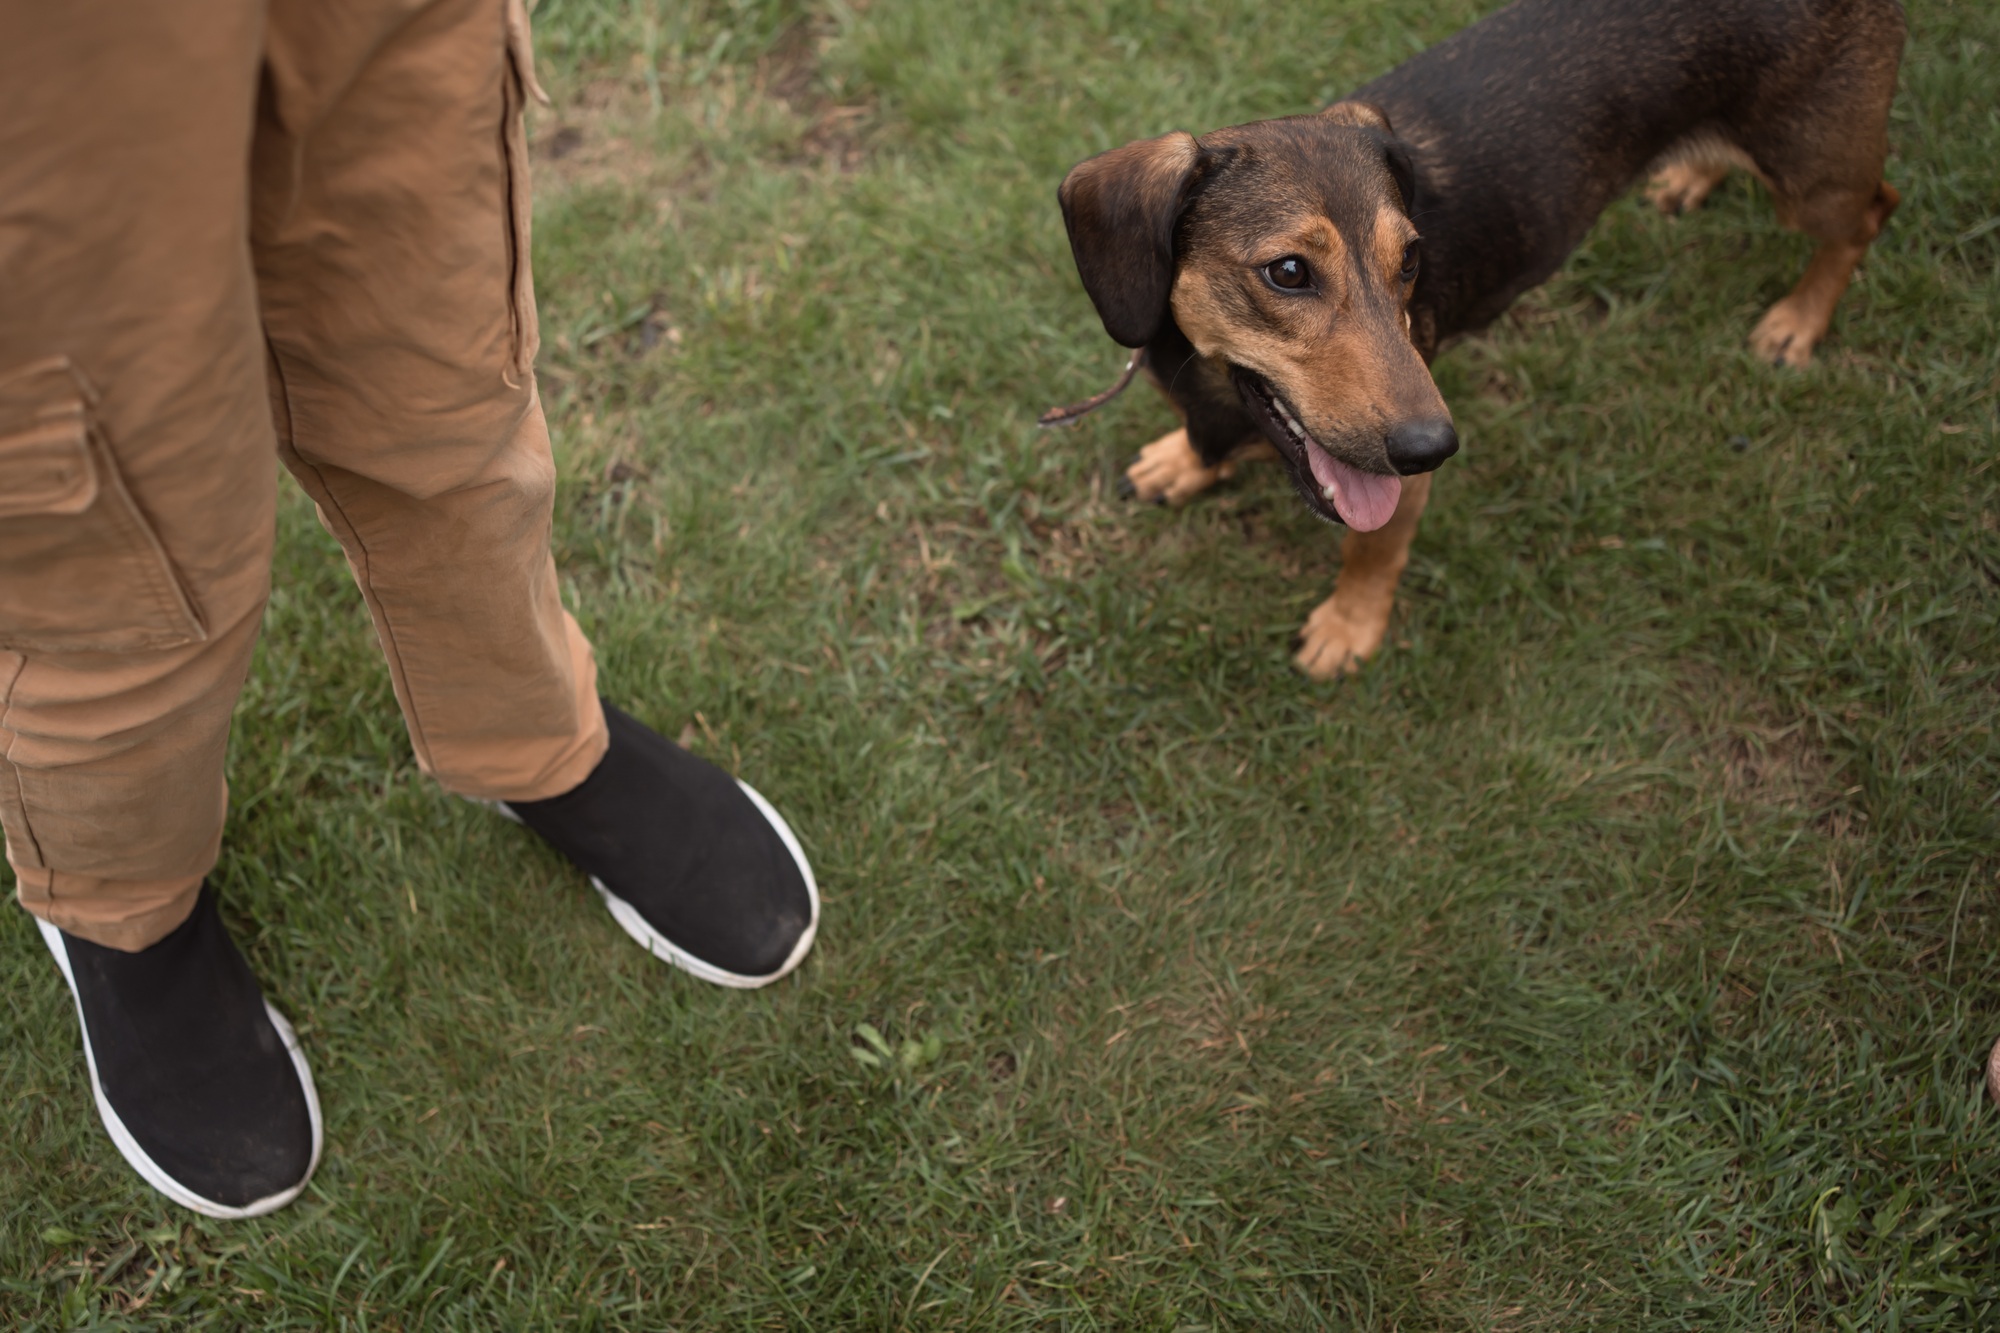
38, 920, 323, 1220
485, 778, 820, 989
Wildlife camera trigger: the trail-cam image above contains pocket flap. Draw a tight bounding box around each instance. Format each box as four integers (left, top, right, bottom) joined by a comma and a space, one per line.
0, 355, 206, 653
0, 414, 96, 519
0, 357, 98, 519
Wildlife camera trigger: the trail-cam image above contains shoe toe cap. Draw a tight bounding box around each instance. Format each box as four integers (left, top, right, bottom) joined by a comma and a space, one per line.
665, 833, 815, 980
131, 1042, 317, 1210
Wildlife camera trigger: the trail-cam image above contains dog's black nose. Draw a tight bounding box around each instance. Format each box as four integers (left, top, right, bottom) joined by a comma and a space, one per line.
1384, 419, 1459, 475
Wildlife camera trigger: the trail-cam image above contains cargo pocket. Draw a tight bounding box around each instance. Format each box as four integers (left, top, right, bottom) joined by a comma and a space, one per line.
0, 357, 206, 654
502, 0, 551, 385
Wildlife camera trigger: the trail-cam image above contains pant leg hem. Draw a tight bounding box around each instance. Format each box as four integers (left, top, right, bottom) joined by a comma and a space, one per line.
438, 613, 609, 803
15, 867, 205, 952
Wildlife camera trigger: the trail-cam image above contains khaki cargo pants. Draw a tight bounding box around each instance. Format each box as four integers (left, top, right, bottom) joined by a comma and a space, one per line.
0, 0, 609, 951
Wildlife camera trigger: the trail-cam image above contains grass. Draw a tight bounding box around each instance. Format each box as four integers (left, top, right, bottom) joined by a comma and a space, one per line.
5, 0, 1999, 1326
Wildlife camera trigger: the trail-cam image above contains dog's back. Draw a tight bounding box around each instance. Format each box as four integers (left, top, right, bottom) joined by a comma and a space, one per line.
1358, 0, 1907, 342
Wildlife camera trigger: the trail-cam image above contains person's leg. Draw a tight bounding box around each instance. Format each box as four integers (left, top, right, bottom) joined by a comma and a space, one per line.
0, 2, 274, 951
254, 0, 817, 985
255, 0, 602, 801
0, 0, 318, 1216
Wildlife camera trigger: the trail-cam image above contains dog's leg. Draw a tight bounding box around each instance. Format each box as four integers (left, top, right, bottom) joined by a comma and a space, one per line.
1293, 471, 1431, 679
1122, 430, 1275, 506
1750, 181, 1899, 368
1740, 11, 1904, 370
1646, 159, 1731, 216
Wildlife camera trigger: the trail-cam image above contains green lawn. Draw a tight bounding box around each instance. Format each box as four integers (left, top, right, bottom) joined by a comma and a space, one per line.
7, 0, 1999, 1326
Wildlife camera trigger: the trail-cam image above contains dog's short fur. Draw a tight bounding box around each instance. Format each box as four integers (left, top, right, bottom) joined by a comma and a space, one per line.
1058, 0, 1904, 677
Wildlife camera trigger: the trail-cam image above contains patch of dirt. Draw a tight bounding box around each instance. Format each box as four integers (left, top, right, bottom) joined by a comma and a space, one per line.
1670, 666, 1840, 812
797, 104, 873, 173
528, 78, 663, 195
543, 124, 585, 160
757, 19, 873, 170
757, 19, 822, 109
527, 18, 874, 196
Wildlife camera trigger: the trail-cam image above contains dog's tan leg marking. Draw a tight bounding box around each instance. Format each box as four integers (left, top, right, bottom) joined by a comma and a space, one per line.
1749, 241, 1867, 368
1124, 430, 1274, 506
1647, 160, 1731, 216
1751, 181, 1899, 369
1294, 472, 1432, 679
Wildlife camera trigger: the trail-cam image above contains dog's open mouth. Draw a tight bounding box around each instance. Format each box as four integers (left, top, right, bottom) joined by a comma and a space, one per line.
1233, 370, 1402, 532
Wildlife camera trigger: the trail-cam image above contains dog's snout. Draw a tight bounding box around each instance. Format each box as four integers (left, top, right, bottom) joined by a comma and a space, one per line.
1384, 418, 1459, 475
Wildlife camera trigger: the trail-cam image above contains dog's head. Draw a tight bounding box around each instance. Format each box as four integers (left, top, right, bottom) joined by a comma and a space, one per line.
1058, 105, 1455, 531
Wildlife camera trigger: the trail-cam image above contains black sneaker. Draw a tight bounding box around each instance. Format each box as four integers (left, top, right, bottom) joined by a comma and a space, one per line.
500, 701, 819, 988
38, 885, 321, 1219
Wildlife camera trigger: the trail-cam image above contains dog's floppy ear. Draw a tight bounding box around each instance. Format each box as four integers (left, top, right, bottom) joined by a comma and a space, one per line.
1058, 131, 1203, 348
1381, 135, 1416, 213
1323, 102, 1416, 212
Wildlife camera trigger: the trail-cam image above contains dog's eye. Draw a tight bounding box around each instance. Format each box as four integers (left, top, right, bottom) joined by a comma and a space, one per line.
1399, 240, 1421, 282
1264, 256, 1312, 290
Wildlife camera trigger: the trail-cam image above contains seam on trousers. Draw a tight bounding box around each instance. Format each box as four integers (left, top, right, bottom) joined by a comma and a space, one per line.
262, 337, 440, 776
0, 653, 48, 868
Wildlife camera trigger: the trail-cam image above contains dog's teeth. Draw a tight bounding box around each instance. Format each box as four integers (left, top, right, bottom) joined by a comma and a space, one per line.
1323, 484, 1338, 501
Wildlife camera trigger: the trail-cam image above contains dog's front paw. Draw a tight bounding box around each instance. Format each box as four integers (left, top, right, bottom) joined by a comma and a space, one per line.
1123, 428, 1230, 506
1291, 590, 1393, 680
1749, 300, 1821, 368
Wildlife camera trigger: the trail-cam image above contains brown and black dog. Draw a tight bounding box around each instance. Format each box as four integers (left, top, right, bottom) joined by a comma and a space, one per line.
1056, 0, 1904, 677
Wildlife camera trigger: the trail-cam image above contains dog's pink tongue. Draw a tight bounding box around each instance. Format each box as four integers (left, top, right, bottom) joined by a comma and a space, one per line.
1304, 440, 1402, 532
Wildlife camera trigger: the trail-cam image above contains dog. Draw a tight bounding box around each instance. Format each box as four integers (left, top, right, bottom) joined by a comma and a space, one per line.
1054, 0, 1904, 678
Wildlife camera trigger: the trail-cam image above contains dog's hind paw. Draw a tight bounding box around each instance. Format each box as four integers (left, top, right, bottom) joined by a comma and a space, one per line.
1123, 428, 1231, 507
1645, 160, 1729, 217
